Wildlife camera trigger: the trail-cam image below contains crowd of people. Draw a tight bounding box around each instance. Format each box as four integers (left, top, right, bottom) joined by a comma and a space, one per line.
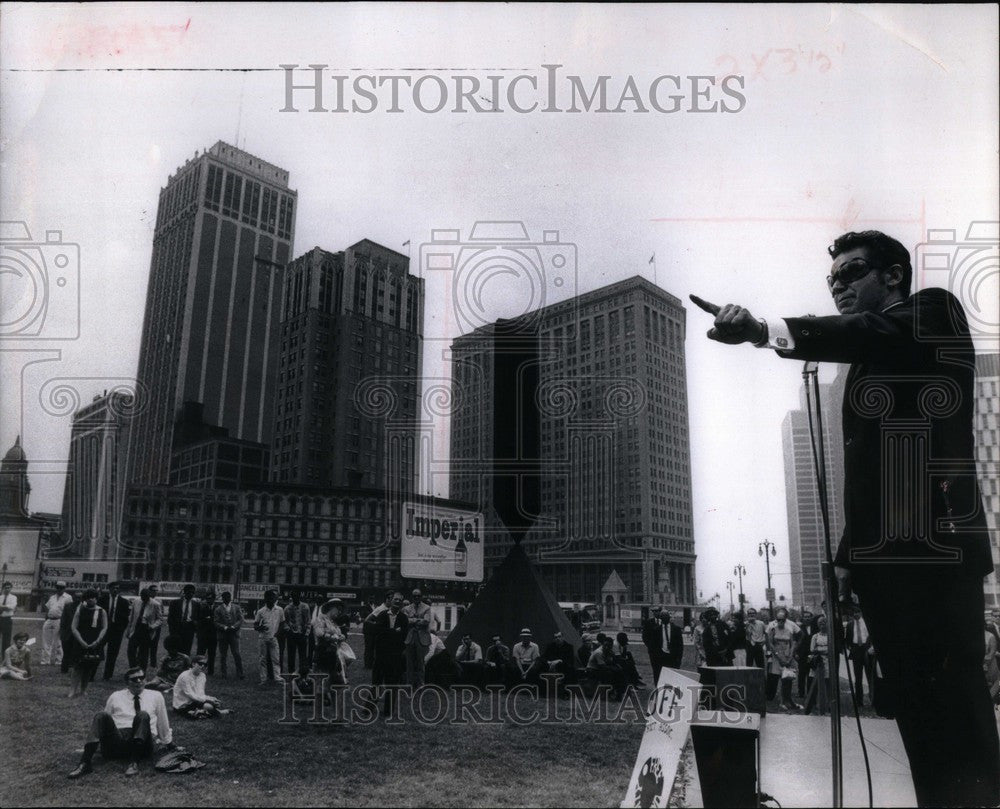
665, 604, 871, 715
16, 575, 1000, 782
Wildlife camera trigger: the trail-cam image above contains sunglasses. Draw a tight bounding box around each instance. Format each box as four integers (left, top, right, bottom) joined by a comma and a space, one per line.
827, 259, 879, 290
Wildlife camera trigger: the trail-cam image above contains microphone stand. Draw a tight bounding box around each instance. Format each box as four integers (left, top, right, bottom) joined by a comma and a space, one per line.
803, 362, 844, 808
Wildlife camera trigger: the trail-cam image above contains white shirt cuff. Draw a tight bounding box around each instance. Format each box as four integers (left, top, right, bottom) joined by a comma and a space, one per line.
760, 318, 795, 351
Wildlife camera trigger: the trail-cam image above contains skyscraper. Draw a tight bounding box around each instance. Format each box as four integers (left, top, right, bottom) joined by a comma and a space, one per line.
781, 367, 847, 610
61, 390, 133, 559
270, 240, 423, 493
450, 276, 696, 606
974, 352, 1000, 607
127, 142, 296, 487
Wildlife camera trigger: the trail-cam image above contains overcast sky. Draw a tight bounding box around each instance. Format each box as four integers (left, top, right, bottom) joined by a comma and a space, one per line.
2, 3, 997, 605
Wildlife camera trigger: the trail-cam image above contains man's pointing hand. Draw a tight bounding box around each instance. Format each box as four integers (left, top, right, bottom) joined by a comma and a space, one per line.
689, 294, 766, 345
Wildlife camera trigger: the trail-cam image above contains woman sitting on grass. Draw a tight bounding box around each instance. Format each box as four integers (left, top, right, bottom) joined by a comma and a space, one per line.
1, 632, 33, 680
145, 635, 190, 693
173, 654, 228, 719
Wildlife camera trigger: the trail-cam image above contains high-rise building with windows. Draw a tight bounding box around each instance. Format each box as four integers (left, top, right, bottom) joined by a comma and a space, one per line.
450, 276, 696, 607
61, 391, 134, 559
127, 141, 296, 488
781, 367, 847, 610
974, 352, 1000, 607
270, 240, 423, 493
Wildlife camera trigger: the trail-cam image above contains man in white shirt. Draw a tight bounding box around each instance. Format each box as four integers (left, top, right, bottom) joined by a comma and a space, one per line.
845, 605, 875, 707
253, 590, 284, 685
511, 628, 542, 685
0, 581, 17, 654
455, 633, 485, 685
68, 666, 173, 778
172, 655, 225, 718
42, 581, 74, 665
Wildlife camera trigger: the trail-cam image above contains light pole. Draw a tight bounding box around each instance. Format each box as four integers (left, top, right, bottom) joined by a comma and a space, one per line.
758, 539, 777, 617
733, 563, 746, 617
726, 580, 735, 614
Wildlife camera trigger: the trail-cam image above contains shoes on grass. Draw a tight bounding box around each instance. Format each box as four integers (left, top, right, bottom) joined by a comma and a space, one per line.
68, 763, 93, 779
125, 763, 139, 777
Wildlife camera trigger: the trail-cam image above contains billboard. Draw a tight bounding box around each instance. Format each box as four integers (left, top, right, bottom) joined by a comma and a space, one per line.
401, 501, 484, 582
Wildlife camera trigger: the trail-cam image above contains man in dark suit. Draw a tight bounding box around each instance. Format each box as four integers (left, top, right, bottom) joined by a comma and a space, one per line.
99, 582, 131, 680
693, 229, 999, 807
167, 584, 200, 655
642, 606, 684, 685
370, 592, 409, 715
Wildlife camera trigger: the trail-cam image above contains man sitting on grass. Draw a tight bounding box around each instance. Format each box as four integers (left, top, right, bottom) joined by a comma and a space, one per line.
145, 635, 190, 693
68, 667, 174, 778
173, 654, 229, 719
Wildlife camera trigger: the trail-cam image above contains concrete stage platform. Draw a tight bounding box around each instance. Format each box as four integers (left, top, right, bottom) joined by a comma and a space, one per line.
686, 714, 916, 808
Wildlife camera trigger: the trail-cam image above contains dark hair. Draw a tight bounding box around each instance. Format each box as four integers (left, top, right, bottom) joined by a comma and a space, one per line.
616, 632, 628, 644
13, 632, 28, 642
828, 231, 912, 296
82, 588, 98, 601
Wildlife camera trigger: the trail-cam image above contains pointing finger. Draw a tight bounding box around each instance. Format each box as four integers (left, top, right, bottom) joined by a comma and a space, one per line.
689, 294, 721, 316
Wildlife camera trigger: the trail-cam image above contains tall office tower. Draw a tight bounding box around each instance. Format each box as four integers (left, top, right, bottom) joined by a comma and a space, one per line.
270, 240, 423, 493
127, 142, 296, 488
450, 276, 696, 607
781, 367, 847, 610
450, 316, 542, 568
61, 391, 133, 559
974, 353, 1000, 607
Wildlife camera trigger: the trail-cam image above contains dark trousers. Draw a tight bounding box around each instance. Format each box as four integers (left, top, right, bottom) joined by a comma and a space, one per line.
217, 630, 244, 678
196, 627, 217, 675
855, 569, 1000, 807
648, 650, 666, 686
176, 624, 196, 656
796, 658, 811, 698
848, 649, 875, 705
127, 625, 155, 670
0, 616, 12, 655
102, 628, 126, 680
372, 657, 405, 714
588, 664, 625, 696
285, 633, 308, 676
86, 711, 153, 761
457, 660, 485, 686
747, 643, 765, 668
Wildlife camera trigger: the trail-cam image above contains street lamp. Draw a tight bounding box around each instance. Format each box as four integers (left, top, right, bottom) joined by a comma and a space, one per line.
758, 539, 778, 616
733, 563, 746, 617
725, 580, 735, 614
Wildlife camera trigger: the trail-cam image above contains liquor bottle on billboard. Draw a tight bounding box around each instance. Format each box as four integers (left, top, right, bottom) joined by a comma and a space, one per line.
455, 536, 468, 577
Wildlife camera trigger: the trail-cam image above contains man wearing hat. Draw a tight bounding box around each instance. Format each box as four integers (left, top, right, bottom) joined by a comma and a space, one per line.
41, 581, 74, 666
402, 588, 432, 687
68, 666, 174, 778
512, 628, 543, 685
167, 584, 200, 656
98, 582, 131, 680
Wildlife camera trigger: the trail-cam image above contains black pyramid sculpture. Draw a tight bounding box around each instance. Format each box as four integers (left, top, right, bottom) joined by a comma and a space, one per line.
444, 543, 581, 654
445, 315, 581, 654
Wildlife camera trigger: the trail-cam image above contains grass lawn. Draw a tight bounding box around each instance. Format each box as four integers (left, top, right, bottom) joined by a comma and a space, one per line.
1, 619, 669, 808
